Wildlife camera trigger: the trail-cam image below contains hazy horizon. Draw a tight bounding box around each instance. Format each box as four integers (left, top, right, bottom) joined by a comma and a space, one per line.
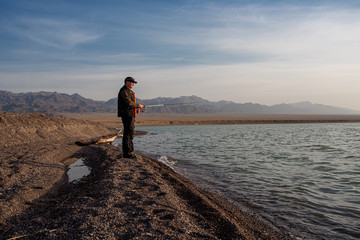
3, 89, 360, 113
1, 0, 360, 110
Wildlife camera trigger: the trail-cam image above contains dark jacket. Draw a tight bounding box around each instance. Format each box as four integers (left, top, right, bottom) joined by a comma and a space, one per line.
118, 85, 140, 117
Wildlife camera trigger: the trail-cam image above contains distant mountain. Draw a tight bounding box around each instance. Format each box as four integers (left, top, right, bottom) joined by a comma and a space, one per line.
270, 101, 359, 114
1, 90, 358, 115
107, 96, 359, 115
0, 90, 113, 113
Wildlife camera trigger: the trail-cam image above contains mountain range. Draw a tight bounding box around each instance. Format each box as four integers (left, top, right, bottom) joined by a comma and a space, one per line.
0, 90, 358, 115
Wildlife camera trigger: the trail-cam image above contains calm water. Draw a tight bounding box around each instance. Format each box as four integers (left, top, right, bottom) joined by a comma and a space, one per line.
67, 158, 91, 183
128, 123, 359, 239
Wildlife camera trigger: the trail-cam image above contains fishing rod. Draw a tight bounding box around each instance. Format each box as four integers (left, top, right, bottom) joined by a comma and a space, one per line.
144, 104, 165, 108
137, 102, 204, 112
143, 102, 204, 108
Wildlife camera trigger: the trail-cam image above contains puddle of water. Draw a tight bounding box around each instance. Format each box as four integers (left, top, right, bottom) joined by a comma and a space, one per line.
67, 158, 91, 183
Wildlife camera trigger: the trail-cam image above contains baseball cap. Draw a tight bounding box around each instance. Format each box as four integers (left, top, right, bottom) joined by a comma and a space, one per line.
124, 76, 137, 84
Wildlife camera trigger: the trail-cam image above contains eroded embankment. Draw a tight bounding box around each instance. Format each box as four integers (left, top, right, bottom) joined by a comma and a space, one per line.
0, 112, 117, 147
0, 112, 117, 224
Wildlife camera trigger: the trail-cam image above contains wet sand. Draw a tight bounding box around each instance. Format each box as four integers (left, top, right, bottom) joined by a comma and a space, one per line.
0, 112, 289, 239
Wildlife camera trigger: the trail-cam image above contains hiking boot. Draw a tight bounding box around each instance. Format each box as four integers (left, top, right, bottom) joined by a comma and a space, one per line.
124, 153, 137, 159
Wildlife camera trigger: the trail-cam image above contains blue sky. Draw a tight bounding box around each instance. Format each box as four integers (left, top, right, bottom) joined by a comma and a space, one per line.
1, 0, 360, 110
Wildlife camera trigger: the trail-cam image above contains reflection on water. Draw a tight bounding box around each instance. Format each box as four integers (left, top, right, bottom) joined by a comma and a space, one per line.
67, 158, 91, 183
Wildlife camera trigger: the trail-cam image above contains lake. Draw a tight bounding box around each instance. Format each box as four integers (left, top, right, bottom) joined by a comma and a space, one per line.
124, 123, 359, 239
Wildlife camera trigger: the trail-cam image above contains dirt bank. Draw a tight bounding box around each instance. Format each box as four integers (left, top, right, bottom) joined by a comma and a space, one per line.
0, 112, 290, 239
0, 112, 117, 224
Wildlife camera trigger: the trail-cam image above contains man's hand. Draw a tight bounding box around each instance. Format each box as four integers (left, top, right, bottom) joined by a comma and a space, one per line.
138, 104, 144, 109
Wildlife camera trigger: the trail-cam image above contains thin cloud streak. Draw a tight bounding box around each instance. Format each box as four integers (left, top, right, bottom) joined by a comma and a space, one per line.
17, 18, 103, 49
196, 5, 360, 63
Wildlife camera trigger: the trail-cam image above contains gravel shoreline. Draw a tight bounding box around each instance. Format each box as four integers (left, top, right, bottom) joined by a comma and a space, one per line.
0, 113, 290, 239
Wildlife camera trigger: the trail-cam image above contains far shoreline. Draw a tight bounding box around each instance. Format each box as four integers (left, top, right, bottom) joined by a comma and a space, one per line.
62, 112, 360, 128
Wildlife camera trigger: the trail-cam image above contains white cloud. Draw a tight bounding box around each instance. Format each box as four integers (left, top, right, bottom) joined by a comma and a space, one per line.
18, 18, 103, 49
134, 4, 360, 67
189, 5, 360, 64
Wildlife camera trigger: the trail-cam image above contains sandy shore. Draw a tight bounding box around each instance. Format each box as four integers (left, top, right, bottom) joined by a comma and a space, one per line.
0, 112, 289, 239
62, 112, 360, 128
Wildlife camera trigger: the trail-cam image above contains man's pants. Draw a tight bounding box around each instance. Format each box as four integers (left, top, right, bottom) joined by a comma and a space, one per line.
121, 116, 135, 156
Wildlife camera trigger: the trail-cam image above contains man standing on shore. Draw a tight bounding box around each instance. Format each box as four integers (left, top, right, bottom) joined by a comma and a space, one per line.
118, 76, 144, 158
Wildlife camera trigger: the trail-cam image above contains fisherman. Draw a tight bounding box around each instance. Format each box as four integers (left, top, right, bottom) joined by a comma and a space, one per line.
118, 76, 144, 158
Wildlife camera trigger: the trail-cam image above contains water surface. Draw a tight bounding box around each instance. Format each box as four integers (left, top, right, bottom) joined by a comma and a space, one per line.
131, 123, 360, 239
67, 158, 91, 183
